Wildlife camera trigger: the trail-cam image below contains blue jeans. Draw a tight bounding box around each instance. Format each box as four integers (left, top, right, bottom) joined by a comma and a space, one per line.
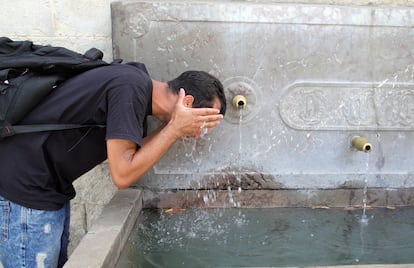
0, 194, 70, 268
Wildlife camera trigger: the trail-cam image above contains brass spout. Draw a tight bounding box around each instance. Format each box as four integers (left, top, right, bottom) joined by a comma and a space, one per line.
352, 136, 372, 153
233, 95, 247, 110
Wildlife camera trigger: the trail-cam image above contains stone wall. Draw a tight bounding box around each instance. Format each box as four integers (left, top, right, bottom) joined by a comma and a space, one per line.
114, 0, 414, 193
2, 0, 412, 256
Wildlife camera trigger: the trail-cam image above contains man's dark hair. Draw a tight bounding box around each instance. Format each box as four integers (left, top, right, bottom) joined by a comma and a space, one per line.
167, 71, 226, 115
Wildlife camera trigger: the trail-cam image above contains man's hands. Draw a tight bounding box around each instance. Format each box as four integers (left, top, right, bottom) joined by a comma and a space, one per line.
168, 88, 223, 139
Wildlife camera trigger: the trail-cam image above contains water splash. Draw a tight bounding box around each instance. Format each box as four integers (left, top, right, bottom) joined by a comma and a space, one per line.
182, 137, 197, 160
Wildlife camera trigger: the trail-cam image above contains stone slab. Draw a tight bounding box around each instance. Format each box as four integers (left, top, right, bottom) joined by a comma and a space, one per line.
64, 189, 142, 268
112, 1, 414, 190
142, 188, 414, 208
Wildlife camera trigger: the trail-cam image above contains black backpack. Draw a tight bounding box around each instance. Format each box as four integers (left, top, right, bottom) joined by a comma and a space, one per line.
0, 37, 120, 139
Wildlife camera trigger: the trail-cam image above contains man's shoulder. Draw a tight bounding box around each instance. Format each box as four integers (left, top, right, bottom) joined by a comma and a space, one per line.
124, 62, 148, 73
107, 62, 149, 74
101, 62, 150, 80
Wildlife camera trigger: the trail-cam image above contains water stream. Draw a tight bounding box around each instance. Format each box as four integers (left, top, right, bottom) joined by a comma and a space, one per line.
228, 109, 244, 207
360, 153, 370, 225
236, 110, 243, 194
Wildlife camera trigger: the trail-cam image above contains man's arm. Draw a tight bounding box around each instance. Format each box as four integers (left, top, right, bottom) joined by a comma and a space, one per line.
106, 89, 223, 189
106, 124, 181, 189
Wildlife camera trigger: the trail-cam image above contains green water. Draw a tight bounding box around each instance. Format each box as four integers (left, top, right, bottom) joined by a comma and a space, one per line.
116, 207, 414, 268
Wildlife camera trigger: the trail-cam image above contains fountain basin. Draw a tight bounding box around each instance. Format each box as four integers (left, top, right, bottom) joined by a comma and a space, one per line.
117, 206, 414, 267
64, 188, 414, 267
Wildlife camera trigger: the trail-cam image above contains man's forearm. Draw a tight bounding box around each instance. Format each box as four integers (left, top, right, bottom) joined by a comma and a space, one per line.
107, 123, 179, 189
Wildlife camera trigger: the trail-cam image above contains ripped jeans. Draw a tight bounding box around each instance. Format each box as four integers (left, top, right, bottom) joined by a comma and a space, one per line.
0, 194, 70, 268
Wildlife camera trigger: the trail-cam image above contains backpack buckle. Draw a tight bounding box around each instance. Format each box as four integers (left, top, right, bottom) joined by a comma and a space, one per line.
1, 122, 15, 138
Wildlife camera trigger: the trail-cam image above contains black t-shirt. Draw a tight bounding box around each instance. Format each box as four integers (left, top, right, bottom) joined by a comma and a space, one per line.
0, 62, 153, 210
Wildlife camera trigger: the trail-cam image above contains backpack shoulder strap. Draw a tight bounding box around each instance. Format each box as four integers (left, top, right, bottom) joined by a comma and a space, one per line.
1, 123, 105, 139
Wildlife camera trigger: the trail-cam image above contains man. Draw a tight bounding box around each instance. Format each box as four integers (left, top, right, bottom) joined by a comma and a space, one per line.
0, 62, 226, 267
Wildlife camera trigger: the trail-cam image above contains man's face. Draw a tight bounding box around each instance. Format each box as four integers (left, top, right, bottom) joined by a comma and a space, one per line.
186, 94, 222, 113
211, 97, 222, 113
